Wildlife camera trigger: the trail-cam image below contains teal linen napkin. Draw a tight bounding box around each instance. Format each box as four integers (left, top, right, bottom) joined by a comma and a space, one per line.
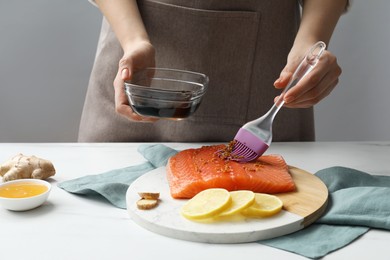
58, 144, 390, 259
260, 166, 390, 259
57, 144, 177, 208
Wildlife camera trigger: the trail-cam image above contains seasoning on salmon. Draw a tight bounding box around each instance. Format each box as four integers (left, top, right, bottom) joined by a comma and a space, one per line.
216, 140, 244, 161
166, 144, 296, 199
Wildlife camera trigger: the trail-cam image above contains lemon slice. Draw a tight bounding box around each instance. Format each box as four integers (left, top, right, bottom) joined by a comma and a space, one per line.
217, 190, 255, 217
241, 193, 283, 217
181, 188, 231, 220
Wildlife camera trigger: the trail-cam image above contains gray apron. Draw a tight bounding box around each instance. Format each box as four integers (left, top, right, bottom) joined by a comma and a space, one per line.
78, 0, 314, 142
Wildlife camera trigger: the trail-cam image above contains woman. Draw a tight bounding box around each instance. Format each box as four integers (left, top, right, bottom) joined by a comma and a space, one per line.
79, 0, 348, 142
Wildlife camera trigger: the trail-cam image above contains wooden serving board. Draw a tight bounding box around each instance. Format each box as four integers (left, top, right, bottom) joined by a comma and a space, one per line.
126, 166, 328, 243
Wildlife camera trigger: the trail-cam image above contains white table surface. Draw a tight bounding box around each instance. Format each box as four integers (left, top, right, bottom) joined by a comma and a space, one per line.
0, 142, 389, 260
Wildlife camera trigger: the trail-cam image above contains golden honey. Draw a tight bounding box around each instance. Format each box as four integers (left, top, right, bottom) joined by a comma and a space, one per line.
0, 182, 48, 198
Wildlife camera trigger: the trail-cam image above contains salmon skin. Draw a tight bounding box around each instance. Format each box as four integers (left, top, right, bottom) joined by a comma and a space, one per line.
166, 144, 296, 199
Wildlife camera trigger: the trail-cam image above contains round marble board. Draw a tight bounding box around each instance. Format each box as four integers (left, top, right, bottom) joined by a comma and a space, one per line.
126, 166, 328, 244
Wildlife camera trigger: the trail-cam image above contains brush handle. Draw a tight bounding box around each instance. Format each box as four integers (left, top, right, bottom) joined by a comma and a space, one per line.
274, 41, 327, 109
243, 41, 327, 147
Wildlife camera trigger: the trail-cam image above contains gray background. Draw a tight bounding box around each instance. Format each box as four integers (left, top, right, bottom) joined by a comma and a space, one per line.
0, 0, 389, 142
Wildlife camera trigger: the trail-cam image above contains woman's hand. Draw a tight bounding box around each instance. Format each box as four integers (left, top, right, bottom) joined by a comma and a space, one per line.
273, 0, 348, 108
95, 0, 157, 121
274, 49, 342, 108
113, 40, 158, 122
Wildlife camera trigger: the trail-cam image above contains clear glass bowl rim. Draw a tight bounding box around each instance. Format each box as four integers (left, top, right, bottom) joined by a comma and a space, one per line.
124, 67, 209, 99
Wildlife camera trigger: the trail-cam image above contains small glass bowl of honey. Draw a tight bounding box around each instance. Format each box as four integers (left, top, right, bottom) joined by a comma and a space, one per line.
0, 179, 51, 211
124, 68, 209, 120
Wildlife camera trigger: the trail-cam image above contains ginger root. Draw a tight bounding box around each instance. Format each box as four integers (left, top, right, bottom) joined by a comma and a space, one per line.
0, 153, 56, 182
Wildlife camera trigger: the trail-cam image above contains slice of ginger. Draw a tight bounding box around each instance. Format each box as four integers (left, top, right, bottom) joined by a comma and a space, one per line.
138, 192, 160, 200
136, 199, 159, 210
136, 192, 160, 210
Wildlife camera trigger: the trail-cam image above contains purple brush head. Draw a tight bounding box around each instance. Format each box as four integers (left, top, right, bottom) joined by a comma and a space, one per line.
230, 128, 269, 162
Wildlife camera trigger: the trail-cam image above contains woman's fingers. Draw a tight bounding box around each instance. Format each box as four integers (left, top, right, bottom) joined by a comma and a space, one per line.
282, 77, 338, 108
113, 68, 157, 122
275, 50, 341, 108
274, 70, 293, 89
112, 41, 157, 122
121, 67, 130, 80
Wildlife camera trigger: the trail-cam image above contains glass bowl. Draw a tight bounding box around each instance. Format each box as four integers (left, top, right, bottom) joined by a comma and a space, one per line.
0, 179, 51, 211
124, 68, 209, 119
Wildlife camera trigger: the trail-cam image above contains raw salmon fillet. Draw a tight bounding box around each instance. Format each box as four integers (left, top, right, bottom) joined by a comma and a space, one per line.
166, 144, 296, 199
